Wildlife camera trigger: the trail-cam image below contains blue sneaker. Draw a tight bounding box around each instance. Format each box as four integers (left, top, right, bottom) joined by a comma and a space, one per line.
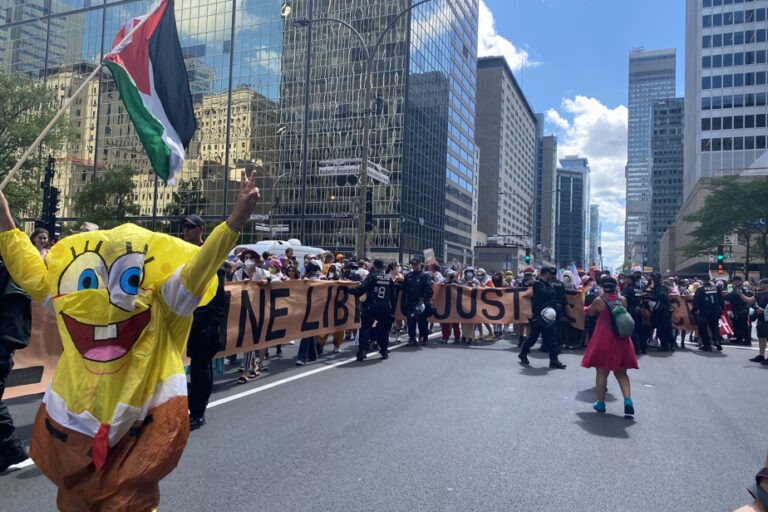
624, 398, 634, 415
593, 401, 606, 413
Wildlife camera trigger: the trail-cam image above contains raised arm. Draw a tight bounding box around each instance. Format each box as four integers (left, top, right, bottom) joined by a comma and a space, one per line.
0, 188, 49, 302
179, 170, 260, 297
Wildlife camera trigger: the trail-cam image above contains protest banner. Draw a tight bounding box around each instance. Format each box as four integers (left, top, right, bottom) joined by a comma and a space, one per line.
6, 279, 361, 399
669, 295, 696, 332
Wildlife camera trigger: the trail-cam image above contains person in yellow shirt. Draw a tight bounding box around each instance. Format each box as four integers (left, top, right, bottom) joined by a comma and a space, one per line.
0, 170, 260, 512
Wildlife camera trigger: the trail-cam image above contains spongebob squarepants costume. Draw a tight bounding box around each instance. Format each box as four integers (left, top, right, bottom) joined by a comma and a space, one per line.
0, 221, 239, 511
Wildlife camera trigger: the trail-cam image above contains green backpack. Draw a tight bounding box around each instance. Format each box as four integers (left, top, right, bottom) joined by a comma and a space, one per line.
602, 297, 635, 338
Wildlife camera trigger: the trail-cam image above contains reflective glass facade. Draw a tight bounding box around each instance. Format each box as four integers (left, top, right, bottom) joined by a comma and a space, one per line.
625, 48, 675, 264
556, 156, 589, 268
1, 0, 477, 262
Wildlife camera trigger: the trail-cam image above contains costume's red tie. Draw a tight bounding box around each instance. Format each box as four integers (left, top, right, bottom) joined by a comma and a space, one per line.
92, 423, 110, 471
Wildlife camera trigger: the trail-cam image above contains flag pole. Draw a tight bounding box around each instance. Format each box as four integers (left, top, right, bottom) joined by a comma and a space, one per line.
0, 0, 164, 192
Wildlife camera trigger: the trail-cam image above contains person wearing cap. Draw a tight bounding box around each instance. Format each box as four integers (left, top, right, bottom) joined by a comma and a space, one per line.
349, 259, 396, 361
519, 266, 567, 369
726, 275, 754, 345
748, 278, 768, 365
400, 257, 433, 345
648, 273, 675, 352
475, 268, 496, 341
296, 260, 326, 365
72, 221, 99, 234
182, 214, 227, 429
693, 274, 724, 352
621, 273, 646, 354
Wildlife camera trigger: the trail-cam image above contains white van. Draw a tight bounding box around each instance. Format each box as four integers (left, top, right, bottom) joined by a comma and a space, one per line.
228, 239, 325, 265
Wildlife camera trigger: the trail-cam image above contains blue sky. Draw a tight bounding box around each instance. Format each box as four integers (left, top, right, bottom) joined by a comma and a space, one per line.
479, 0, 686, 270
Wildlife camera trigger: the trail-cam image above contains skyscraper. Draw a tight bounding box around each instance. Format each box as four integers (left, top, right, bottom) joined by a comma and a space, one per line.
534, 113, 558, 258
476, 57, 536, 247
684, 0, 768, 199
1, 0, 479, 263
625, 48, 676, 265
556, 156, 590, 268
649, 98, 684, 272
589, 204, 602, 268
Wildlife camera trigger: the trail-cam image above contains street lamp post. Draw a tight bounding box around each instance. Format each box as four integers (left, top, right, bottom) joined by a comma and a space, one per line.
293, 0, 431, 258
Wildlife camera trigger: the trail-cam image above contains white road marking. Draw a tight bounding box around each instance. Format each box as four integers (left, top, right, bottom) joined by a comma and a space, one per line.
208, 332, 442, 409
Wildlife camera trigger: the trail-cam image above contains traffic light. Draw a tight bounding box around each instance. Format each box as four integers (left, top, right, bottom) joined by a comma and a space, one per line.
525, 247, 531, 264
717, 245, 724, 274
364, 187, 373, 232
46, 186, 61, 240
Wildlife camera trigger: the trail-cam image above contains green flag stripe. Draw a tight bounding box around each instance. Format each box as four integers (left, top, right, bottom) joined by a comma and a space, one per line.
103, 61, 171, 181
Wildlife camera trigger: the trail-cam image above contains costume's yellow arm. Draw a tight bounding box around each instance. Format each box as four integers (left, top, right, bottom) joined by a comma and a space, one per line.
180, 222, 239, 297
0, 229, 50, 302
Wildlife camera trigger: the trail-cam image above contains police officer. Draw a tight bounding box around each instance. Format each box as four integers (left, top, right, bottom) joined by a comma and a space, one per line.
726, 276, 753, 345
692, 275, 724, 352
400, 257, 433, 345
622, 274, 646, 354
748, 278, 768, 364
350, 259, 396, 361
649, 273, 675, 352
519, 266, 567, 369
0, 227, 30, 472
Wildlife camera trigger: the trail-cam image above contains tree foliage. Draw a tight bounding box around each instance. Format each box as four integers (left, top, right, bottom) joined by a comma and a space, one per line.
71, 166, 140, 230
681, 176, 768, 276
0, 73, 74, 217
166, 178, 207, 217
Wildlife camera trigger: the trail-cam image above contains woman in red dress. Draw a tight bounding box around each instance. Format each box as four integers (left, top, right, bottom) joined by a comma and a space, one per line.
581, 276, 639, 415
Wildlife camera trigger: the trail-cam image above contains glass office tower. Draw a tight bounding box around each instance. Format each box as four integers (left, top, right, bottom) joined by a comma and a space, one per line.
625, 48, 676, 265
0, 0, 477, 263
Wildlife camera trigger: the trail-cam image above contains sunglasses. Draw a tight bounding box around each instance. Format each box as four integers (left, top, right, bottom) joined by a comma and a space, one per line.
182, 223, 200, 230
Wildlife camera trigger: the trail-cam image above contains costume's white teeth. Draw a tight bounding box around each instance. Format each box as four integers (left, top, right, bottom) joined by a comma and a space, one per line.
94, 324, 118, 341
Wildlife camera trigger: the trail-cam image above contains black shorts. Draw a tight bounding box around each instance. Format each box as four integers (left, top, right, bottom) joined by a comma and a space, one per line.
757, 321, 768, 339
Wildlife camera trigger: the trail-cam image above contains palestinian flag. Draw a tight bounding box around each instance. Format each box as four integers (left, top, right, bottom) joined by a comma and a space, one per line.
102, 0, 196, 184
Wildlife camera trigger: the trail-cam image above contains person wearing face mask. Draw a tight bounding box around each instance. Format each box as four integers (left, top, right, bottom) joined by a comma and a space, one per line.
266, 258, 287, 281
458, 267, 481, 344
316, 263, 345, 354
297, 260, 326, 365
232, 250, 269, 384
438, 269, 461, 343
519, 266, 567, 369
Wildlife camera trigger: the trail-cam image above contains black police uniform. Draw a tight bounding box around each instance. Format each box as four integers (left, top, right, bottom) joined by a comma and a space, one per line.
622, 281, 646, 354
351, 270, 396, 360
187, 264, 227, 427
650, 283, 675, 351
756, 292, 768, 341
693, 281, 724, 351
400, 268, 433, 343
0, 259, 31, 470
726, 283, 753, 344
520, 277, 566, 368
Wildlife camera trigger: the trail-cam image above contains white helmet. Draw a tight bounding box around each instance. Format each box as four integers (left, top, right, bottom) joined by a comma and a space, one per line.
541, 307, 557, 325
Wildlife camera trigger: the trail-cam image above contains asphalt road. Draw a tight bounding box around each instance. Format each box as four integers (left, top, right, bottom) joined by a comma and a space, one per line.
1, 332, 766, 512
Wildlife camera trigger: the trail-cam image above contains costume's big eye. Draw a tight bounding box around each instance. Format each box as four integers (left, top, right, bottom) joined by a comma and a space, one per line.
59, 251, 108, 296
108, 252, 146, 311
120, 267, 142, 295
78, 269, 100, 291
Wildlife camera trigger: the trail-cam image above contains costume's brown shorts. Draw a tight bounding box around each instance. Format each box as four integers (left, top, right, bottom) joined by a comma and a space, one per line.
30, 395, 189, 512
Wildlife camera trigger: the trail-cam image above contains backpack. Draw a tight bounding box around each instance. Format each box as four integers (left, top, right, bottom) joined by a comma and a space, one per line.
601, 297, 635, 338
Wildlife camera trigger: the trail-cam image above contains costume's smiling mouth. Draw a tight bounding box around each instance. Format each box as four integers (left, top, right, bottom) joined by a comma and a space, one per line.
62, 309, 151, 363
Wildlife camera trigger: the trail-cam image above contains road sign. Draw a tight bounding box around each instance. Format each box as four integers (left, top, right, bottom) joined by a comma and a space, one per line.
725, 252, 736, 262
423, 248, 435, 262
249, 214, 270, 221
317, 159, 390, 184
253, 224, 289, 233
724, 234, 738, 246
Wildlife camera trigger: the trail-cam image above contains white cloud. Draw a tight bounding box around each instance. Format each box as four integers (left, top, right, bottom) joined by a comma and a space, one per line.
546, 95, 629, 271
478, 0, 540, 72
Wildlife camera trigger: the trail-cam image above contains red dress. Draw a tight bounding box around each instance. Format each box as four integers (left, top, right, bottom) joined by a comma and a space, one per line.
581, 296, 639, 371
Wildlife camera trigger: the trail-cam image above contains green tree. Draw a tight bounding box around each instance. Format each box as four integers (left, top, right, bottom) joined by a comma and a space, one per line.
166, 178, 207, 217
681, 176, 768, 279
71, 166, 140, 230
0, 72, 74, 217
